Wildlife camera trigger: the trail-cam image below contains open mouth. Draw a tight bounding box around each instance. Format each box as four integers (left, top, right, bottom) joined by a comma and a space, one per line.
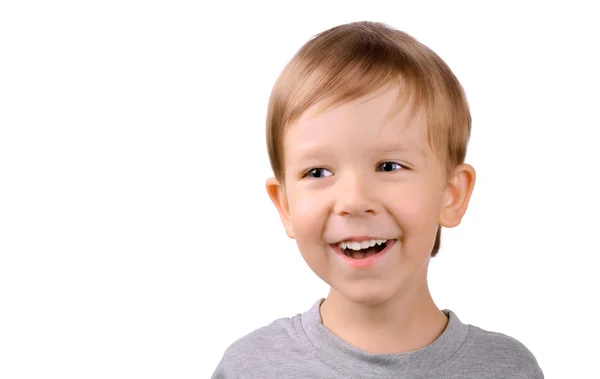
338, 239, 389, 260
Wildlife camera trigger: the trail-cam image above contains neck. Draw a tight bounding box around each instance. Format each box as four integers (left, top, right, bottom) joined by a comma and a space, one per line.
319, 273, 448, 354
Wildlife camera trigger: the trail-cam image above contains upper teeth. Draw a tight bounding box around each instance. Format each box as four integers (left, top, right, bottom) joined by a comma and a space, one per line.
338, 239, 387, 251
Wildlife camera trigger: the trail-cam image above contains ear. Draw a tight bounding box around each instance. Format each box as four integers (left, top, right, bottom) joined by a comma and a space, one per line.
266, 177, 295, 239
439, 164, 476, 228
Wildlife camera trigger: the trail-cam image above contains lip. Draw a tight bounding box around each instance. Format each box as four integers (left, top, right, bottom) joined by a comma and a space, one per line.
331, 239, 397, 269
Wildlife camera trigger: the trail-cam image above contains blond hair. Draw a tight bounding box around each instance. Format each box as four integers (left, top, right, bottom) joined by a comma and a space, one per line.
266, 21, 471, 256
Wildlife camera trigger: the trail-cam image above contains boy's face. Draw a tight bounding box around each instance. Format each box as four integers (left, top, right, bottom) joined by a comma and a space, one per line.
267, 85, 474, 306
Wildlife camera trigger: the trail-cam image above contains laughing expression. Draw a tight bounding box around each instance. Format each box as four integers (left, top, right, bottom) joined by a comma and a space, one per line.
269, 85, 454, 305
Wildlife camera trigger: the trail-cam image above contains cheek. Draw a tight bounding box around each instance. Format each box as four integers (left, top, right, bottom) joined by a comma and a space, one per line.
386, 196, 439, 260
384, 184, 443, 229
287, 188, 328, 241
286, 188, 332, 276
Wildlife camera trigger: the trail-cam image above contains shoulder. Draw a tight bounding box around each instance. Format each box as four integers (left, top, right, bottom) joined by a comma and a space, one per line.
212, 314, 309, 378
467, 324, 539, 362
458, 324, 544, 378
226, 316, 301, 356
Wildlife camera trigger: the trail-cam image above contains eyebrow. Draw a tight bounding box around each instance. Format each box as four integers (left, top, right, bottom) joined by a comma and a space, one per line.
293, 149, 330, 162
376, 144, 424, 158
293, 144, 424, 162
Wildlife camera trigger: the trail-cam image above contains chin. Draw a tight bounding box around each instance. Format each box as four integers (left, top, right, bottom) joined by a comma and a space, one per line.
336, 282, 397, 306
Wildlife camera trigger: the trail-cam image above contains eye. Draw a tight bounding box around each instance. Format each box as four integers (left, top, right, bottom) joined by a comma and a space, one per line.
377, 161, 404, 172
304, 168, 333, 179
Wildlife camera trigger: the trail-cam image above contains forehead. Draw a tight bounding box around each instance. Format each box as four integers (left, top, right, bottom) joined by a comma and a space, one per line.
285, 86, 429, 155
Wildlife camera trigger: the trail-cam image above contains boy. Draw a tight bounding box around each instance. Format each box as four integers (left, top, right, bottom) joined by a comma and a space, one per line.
212, 21, 543, 378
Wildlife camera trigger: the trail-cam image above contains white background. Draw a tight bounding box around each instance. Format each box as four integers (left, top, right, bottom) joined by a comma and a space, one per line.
1, 1, 598, 378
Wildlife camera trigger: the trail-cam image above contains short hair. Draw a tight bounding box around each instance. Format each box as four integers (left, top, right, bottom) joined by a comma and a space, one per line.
266, 21, 471, 257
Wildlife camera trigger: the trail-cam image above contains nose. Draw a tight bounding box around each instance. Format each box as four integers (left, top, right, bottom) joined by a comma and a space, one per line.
334, 173, 378, 216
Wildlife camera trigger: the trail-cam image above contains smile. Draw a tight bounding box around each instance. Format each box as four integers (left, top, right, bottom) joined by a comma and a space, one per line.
338, 238, 388, 258
331, 238, 397, 269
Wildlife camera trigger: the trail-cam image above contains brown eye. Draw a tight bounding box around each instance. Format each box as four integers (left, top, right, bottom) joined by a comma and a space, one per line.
378, 162, 402, 172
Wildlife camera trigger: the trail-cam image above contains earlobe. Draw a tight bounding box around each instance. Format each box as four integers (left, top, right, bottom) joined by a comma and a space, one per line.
439, 164, 476, 228
265, 177, 295, 239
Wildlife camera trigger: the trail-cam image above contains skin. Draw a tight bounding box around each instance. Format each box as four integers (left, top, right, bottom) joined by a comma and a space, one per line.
266, 84, 476, 354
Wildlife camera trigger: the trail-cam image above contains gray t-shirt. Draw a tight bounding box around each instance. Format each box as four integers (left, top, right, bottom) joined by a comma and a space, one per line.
212, 299, 543, 378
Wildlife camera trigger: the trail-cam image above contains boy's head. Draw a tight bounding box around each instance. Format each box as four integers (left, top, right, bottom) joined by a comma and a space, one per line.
265, 21, 475, 305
